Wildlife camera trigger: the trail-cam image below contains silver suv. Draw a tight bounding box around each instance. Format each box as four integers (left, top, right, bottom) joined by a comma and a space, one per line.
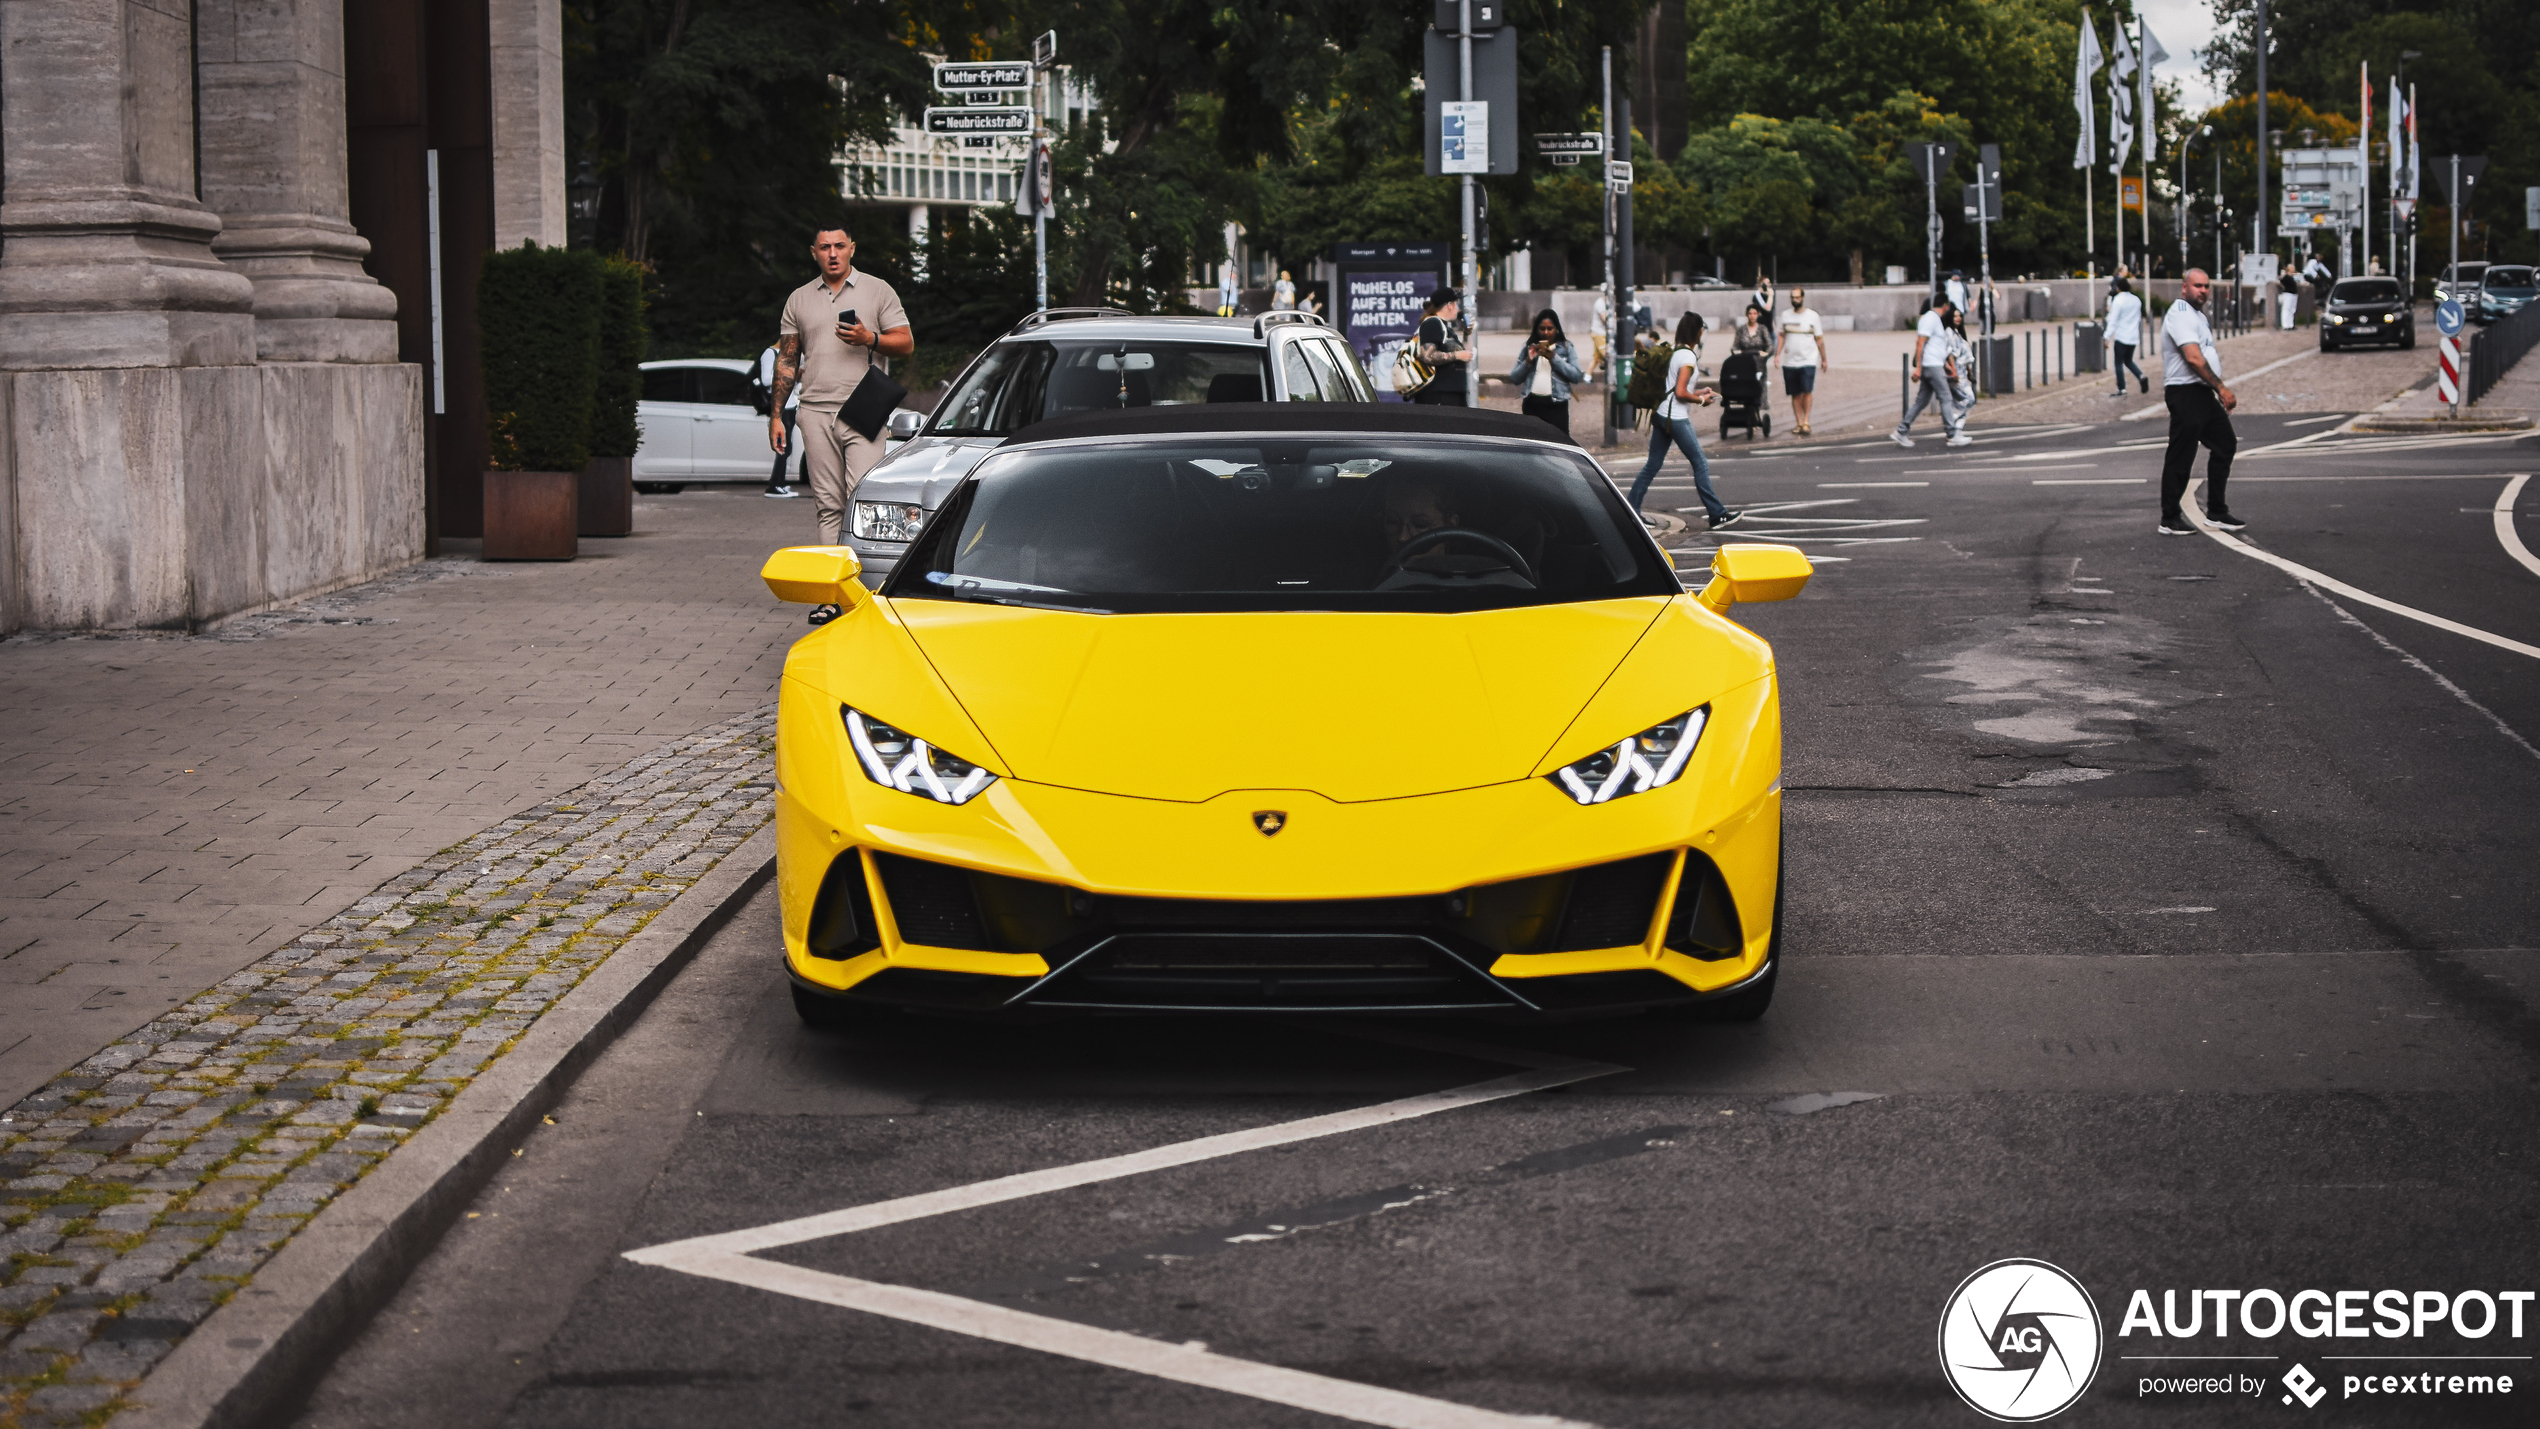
844, 309, 1374, 583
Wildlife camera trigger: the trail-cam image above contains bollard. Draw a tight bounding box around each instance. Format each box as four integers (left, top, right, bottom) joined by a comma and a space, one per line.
1901, 353, 1909, 420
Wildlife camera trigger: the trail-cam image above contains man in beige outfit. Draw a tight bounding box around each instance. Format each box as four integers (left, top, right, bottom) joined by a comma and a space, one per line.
770, 228, 914, 618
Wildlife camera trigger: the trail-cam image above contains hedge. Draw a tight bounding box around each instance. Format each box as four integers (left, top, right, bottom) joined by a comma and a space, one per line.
590, 255, 648, 459
479, 242, 604, 472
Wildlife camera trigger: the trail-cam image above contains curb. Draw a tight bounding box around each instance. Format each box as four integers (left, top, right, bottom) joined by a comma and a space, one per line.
2351, 416, 2533, 433
118, 822, 778, 1429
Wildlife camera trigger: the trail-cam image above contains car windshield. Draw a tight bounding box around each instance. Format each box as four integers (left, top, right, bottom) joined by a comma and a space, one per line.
884, 437, 1680, 614
2484, 267, 2536, 293
2332, 280, 2402, 303
929, 340, 1268, 437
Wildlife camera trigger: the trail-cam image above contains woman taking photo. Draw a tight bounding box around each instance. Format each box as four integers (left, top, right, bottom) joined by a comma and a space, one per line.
1506, 308, 1586, 435
1628, 313, 1742, 531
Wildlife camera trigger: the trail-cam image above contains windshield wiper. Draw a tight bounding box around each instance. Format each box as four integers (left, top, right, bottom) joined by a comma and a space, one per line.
923, 571, 1110, 614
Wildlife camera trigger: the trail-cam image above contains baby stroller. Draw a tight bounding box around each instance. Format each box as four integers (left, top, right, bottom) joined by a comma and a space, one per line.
1716, 352, 1770, 440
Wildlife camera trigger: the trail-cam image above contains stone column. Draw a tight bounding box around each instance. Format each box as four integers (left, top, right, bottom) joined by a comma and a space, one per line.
489, 0, 566, 249
193, 0, 397, 363
0, 0, 257, 369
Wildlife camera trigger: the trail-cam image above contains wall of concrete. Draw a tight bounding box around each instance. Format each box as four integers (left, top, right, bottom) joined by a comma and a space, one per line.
0, 363, 424, 631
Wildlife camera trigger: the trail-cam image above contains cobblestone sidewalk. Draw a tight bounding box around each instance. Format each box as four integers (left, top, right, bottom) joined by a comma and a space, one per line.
0, 706, 775, 1427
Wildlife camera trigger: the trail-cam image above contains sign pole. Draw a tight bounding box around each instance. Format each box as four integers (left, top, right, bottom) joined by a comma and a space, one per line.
1457, 1, 1477, 407
1601, 45, 1616, 448
1033, 33, 1056, 312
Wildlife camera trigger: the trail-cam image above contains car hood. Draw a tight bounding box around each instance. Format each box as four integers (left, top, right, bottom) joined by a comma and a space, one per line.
882, 597, 1687, 802
852, 435, 1004, 510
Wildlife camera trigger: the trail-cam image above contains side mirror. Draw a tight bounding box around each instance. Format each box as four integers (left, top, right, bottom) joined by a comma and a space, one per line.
1696, 543, 1810, 613
887, 408, 926, 440
762, 546, 865, 609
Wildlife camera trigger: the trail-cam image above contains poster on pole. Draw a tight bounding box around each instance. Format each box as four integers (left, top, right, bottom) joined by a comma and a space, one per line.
1332, 243, 1451, 403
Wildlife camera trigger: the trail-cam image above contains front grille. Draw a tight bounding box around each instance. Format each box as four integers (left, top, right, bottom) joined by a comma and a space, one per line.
867, 852, 1683, 961
874, 852, 994, 949
1552, 853, 1672, 950
805, 852, 881, 960
1663, 851, 1743, 959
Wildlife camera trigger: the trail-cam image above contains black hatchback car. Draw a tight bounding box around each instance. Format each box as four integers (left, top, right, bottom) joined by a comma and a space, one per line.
2319, 278, 2414, 351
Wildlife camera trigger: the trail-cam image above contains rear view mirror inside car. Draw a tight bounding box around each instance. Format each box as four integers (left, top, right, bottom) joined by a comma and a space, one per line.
1096, 351, 1157, 371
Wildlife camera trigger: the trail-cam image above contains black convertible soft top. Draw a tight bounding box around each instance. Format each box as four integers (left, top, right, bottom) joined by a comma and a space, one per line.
998, 401, 1582, 449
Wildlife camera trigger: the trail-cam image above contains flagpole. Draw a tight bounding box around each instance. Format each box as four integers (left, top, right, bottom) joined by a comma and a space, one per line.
2138, 18, 2151, 262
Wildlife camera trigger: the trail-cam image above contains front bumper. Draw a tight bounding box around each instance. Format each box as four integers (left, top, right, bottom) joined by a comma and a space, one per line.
782, 840, 1777, 1020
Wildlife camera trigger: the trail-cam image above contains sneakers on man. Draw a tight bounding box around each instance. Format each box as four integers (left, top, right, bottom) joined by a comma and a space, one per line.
763, 486, 802, 499
1890, 431, 1915, 448
1708, 509, 1745, 530
1945, 434, 1973, 448
807, 603, 842, 626
2156, 518, 2195, 536
2204, 509, 2247, 531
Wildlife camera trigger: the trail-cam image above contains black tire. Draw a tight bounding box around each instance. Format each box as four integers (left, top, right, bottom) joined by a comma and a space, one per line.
1761, 414, 1772, 439
1719, 416, 1730, 440
791, 981, 887, 1031
2401, 332, 2416, 350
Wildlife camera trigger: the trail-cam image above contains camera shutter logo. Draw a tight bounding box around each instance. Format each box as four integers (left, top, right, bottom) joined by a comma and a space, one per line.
1938, 1259, 2103, 1421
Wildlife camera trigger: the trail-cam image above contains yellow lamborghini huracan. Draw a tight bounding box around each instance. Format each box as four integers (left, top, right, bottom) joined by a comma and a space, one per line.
761, 405, 1809, 1024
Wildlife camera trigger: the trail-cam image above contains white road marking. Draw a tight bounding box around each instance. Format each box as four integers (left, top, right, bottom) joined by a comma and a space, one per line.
2495, 475, 2540, 582
2233, 473, 2522, 482
624, 1047, 1627, 1429
2300, 584, 2540, 766
2034, 478, 2145, 485
659, 1256, 1600, 1429
1818, 480, 1929, 488
2186, 478, 2540, 661
2120, 350, 2323, 420
2283, 412, 2352, 426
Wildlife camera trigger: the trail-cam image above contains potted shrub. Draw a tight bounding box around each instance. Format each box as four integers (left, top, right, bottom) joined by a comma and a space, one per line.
478, 242, 601, 559
581, 254, 646, 536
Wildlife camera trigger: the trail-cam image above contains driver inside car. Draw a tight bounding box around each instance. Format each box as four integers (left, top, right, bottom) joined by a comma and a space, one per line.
1377, 480, 1460, 553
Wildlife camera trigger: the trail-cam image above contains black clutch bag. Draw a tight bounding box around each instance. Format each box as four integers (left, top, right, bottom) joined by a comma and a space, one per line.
838, 361, 910, 441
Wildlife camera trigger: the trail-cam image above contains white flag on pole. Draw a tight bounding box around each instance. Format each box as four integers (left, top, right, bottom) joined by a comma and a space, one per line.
2108, 24, 2136, 176
2138, 22, 2169, 166
2073, 13, 2103, 170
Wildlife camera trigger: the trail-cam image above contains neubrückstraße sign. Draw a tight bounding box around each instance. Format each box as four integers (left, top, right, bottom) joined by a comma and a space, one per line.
923, 108, 1033, 135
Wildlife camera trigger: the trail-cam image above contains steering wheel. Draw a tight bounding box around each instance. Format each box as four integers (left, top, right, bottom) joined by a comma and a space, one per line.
1377, 527, 1538, 586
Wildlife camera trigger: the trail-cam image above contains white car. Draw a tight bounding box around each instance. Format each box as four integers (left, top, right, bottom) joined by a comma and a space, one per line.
635, 358, 923, 493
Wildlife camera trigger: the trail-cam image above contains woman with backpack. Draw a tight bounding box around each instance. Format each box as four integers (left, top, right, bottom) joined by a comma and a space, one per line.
1410, 288, 1473, 405
1506, 308, 1586, 435
1627, 312, 1741, 530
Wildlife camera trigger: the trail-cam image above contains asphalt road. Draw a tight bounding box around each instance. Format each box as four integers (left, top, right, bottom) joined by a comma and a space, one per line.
289, 405, 2540, 1429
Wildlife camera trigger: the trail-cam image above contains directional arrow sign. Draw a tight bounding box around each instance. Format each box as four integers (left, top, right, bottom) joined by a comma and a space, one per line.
924, 107, 1034, 136
935, 62, 1031, 90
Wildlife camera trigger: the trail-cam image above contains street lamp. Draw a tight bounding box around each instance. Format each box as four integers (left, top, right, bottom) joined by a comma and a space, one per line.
568, 157, 601, 249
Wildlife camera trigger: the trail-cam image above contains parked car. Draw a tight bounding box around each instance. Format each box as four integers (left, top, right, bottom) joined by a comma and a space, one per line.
2435, 262, 2487, 309
839, 309, 1375, 584
2476, 265, 2537, 324
2318, 278, 2413, 351
633, 358, 922, 494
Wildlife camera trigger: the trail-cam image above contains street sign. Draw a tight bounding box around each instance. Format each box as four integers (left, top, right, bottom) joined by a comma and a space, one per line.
1032, 30, 1057, 68
960, 136, 1003, 149
924, 107, 1033, 135
2528, 186, 2539, 230
935, 62, 1030, 90
1607, 160, 1633, 195
1440, 101, 1488, 174
1433, 0, 1502, 31
2436, 298, 2464, 335
1421, 28, 1518, 177
2120, 176, 2144, 212
1535, 133, 1604, 158
1962, 183, 2002, 222
2424, 155, 2486, 204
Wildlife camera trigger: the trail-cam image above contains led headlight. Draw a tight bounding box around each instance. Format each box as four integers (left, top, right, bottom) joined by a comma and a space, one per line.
842, 707, 995, 804
2321, 313, 2344, 325
852, 501, 925, 542
1549, 707, 1707, 805
2381, 313, 2397, 323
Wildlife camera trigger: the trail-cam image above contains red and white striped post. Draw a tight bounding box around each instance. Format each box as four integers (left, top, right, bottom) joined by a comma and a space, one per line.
2437, 334, 2460, 415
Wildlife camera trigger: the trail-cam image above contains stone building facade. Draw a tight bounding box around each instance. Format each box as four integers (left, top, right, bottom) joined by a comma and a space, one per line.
0, 0, 565, 632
